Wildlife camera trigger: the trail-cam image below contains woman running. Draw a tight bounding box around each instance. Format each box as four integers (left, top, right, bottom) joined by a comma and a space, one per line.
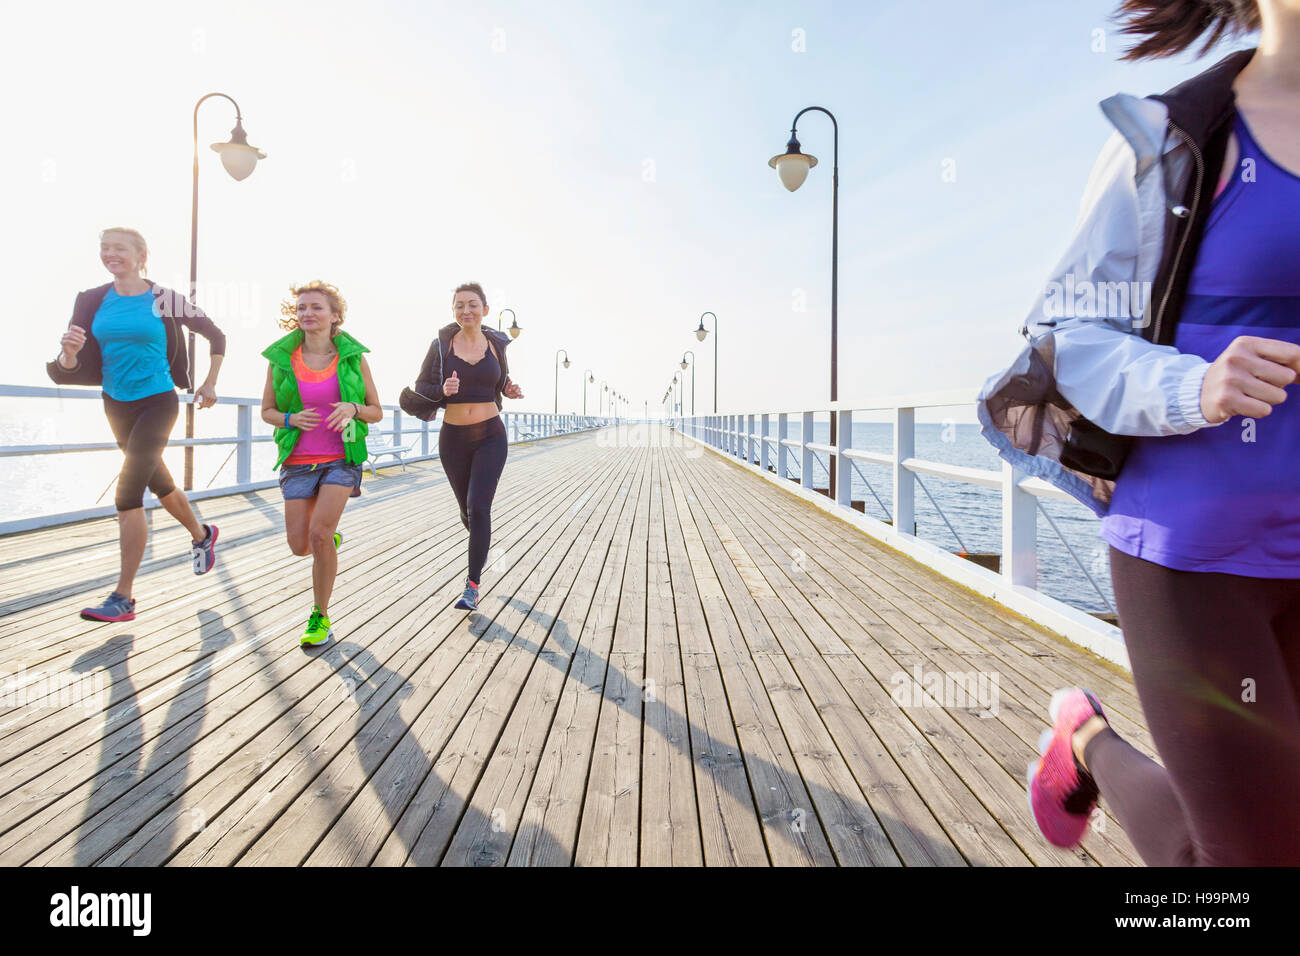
399, 282, 524, 611
261, 281, 381, 647
980, 0, 1300, 864
48, 227, 226, 623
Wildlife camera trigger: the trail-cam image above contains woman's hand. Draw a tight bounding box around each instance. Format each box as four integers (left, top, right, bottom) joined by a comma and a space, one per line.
195, 382, 218, 409
1200, 335, 1300, 424
442, 370, 460, 397
290, 407, 322, 430
503, 379, 523, 400
59, 325, 86, 366
326, 402, 358, 431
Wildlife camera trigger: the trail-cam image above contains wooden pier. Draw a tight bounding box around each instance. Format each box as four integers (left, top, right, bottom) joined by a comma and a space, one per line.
0, 425, 1152, 865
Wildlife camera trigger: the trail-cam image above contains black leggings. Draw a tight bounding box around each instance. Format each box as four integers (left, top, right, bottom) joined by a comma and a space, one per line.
102, 389, 179, 512
1083, 547, 1300, 865
437, 416, 507, 583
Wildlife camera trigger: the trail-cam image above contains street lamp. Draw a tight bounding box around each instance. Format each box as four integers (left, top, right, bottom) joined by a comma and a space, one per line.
554, 349, 570, 413
188, 92, 265, 490
601, 380, 608, 418
693, 311, 718, 414
680, 350, 696, 417
497, 308, 522, 339
582, 369, 594, 415
770, 105, 839, 497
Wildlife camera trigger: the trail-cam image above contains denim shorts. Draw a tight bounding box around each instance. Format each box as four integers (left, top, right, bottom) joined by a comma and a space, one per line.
278, 459, 363, 500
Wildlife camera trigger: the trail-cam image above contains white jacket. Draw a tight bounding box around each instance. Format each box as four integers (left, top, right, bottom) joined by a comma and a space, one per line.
977, 50, 1252, 515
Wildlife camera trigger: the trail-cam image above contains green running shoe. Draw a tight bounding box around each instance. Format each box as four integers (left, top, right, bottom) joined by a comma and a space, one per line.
301, 605, 333, 647
333, 532, 342, 550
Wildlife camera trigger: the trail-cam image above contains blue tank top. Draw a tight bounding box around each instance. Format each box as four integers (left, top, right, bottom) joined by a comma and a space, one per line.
1101, 111, 1300, 576
443, 336, 500, 404
92, 287, 175, 402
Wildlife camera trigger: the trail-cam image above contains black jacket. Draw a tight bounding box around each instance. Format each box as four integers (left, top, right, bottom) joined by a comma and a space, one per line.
399, 323, 514, 422
46, 282, 228, 391
1058, 48, 1253, 479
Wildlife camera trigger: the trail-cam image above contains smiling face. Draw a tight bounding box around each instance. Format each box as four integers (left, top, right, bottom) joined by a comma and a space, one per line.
295, 291, 338, 333
453, 289, 486, 329
100, 232, 145, 278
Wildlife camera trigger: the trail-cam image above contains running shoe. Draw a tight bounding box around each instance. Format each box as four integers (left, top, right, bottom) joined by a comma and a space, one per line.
1028, 688, 1107, 848
301, 605, 333, 647
455, 579, 479, 611
191, 523, 218, 575
333, 531, 342, 550
81, 591, 136, 622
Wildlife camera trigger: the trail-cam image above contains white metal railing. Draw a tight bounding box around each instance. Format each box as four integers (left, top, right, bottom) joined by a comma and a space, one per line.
680, 391, 1126, 665
0, 384, 613, 534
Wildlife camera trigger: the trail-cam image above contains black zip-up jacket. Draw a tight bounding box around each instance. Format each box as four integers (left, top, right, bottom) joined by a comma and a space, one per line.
46, 282, 227, 391
398, 323, 513, 421
1057, 48, 1253, 479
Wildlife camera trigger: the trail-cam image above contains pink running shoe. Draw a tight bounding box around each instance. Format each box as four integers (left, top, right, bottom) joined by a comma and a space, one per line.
1028, 688, 1107, 848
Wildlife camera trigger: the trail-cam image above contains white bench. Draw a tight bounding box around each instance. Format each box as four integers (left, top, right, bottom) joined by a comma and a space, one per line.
365, 439, 419, 475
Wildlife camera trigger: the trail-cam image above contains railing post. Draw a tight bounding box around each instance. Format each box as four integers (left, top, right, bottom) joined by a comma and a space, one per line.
800, 411, 814, 490
1002, 462, 1037, 587
236, 403, 251, 485
777, 412, 788, 479
747, 413, 756, 463
393, 409, 403, 448
893, 406, 915, 535
836, 408, 852, 508
760, 413, 770, 474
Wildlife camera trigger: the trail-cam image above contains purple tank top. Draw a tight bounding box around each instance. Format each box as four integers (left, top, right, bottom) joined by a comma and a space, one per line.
1101, 111, 1300, 576
286, 346, 345, 464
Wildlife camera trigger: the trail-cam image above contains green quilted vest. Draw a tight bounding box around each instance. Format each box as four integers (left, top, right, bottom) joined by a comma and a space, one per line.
262, 329, 371, 469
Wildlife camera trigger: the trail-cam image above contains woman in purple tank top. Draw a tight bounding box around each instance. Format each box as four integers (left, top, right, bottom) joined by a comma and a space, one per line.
1022, 0, 1300, 866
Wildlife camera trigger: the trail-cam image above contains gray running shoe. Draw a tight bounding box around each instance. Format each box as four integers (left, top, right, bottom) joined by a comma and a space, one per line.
454, 580, 479, 611
81, 591, 136, 622
191, 523, 218, 575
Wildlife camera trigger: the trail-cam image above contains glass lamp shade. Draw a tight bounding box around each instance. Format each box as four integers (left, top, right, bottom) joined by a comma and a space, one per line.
768, 151, 817, 191
680, 360, 688, 370
509, 320, 521, 339
695, 326, 707, 342
211, 141, 265, 182
588, 374, 594, 383
563, 359, 570, 369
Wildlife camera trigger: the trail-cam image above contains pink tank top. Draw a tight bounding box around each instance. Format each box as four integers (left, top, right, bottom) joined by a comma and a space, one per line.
285, 345, 345, 465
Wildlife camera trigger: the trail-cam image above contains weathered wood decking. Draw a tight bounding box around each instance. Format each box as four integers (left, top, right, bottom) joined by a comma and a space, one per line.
0, 425, 1152, 866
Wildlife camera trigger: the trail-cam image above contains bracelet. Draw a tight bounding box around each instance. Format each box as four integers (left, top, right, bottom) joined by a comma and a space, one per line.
284, 412, 291, 428
351, 402, 360, 418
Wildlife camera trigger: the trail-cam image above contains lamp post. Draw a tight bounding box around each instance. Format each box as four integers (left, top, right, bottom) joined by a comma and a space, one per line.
554, 349, 570, 414
497, 308, 522, 338
770, 105, 839, 497
188, 92, 265, 490
680, 350, 696, 417
600, 380, 608, 418
693, 311, 718, 413
582, 369, 594, 415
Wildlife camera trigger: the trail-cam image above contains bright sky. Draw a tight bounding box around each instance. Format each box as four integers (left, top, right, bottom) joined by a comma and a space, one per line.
2, 0, 1254, 419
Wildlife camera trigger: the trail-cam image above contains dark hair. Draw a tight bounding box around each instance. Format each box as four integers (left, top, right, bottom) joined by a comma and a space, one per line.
1114, 0, 1259, 60
452, 282, 488, 312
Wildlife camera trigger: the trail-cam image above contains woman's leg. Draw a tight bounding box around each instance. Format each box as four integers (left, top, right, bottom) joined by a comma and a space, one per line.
306, 484, 352, 613
104, 392, 178, 598
439, 424, 474, 531
464, 420, 508, 584
284, 498, 314, 556
1083, 548, 1300, 865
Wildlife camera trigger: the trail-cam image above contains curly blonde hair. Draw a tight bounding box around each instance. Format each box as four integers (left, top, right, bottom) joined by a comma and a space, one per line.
279, 280, 347, 333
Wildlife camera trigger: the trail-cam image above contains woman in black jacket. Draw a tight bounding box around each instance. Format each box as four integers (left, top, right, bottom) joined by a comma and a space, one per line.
48, 227, 227, 622
399, 282, 523, 611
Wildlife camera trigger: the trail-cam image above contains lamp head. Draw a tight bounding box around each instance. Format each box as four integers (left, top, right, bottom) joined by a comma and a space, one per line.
768, 134, 817, 192
210, 119, 266, 182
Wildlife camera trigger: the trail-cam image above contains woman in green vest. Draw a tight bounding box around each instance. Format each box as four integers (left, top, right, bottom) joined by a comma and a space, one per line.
260, 280, 382, 646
